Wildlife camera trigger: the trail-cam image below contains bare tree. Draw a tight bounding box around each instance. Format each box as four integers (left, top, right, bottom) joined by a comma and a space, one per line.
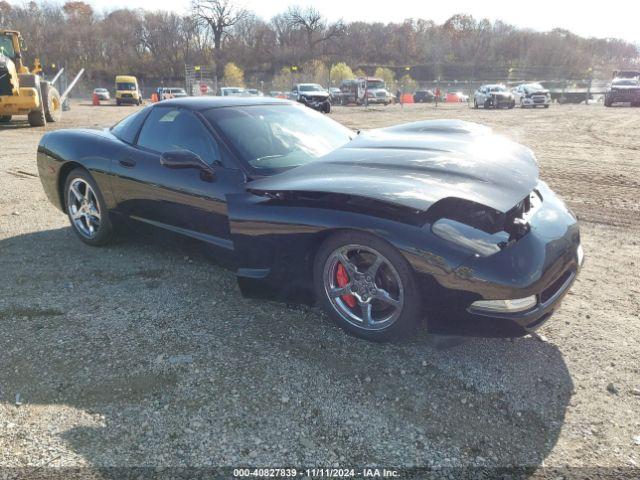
192, 0, 247, 80
2, 1, 638, 90
285, 6, 344, 58
0, 1, 12, 27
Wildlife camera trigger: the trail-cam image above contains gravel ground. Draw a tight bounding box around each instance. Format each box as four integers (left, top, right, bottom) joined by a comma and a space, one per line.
0, 101, 638, 478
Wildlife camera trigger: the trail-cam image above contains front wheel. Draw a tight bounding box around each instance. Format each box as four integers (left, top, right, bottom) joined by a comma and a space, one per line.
64, 168, 113, 246
42, 83, 62, 123
314, 231, 421, 341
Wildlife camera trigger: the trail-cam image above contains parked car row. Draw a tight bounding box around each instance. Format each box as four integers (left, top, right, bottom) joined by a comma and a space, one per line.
472, 83, 553, 109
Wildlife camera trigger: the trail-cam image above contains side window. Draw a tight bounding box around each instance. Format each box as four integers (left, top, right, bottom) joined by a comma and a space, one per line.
111, 107, 150, 144
137, 108, 221, 165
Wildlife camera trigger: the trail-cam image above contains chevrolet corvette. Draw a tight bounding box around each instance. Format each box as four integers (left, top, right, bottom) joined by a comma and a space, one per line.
37, 97, 583, 340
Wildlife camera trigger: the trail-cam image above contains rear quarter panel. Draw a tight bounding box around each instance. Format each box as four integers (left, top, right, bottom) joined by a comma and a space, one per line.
37, 129, 124, 211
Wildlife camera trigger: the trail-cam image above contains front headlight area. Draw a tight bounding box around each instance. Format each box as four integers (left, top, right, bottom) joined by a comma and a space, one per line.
428, 192, 542, 259
431, 218, 508, 257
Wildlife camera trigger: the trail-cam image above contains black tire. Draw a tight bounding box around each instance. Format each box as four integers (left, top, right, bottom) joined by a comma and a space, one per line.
28, 107, 46, 127
0, 115, 11, 123
543, 104, 550, 108
63, 168, 114, 246
314, 230, 421, 341
116, 99, 121, 106
41, 83, 62, 123
20, 74, 46, 127
323, 101, 331, 113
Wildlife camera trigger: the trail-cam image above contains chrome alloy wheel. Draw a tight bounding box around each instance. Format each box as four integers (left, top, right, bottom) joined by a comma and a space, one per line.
323, 244, 404, 331
67, 178, 101, 238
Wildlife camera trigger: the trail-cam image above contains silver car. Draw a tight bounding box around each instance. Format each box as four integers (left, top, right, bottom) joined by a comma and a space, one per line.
513, 83, 551, 108
93, 88, 110, 101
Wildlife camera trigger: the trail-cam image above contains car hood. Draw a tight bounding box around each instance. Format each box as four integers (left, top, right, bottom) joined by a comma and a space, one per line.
248, 119, 539, 214
300, 91, 329, 98
526, 89, 550, 94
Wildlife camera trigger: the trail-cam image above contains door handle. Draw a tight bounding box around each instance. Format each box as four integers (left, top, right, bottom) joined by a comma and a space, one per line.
119, 158, 136, 168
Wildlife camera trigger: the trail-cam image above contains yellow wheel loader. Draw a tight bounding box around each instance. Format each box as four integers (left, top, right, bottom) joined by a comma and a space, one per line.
0, 29, 61, 127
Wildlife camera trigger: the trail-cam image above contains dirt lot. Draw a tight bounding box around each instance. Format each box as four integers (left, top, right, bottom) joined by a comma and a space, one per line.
0, 101, 639, 477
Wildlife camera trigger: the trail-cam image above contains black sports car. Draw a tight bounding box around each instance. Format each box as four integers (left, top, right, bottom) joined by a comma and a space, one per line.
37, 97, 583, 340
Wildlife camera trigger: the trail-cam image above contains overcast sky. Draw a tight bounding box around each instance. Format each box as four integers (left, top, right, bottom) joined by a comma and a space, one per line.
87, 0, 640, 44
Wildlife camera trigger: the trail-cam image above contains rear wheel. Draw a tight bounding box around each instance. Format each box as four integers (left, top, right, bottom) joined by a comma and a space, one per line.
64, 168, 113, 246
42, 83, 62, 123
314, 231, 421, 341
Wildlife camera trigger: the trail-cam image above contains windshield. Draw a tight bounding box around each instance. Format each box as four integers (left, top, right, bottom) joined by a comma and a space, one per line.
525, 83, 544, 91
366, 80, 385, 90
117, 83, 136, 91
489, 86, 507, 92
205, 104, 354, 174
299, 84, 323, 92
0, 35, 15, 58
612, 79, 638, 86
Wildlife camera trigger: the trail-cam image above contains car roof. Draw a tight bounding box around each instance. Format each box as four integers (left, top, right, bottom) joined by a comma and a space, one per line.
155, 96, 293, 111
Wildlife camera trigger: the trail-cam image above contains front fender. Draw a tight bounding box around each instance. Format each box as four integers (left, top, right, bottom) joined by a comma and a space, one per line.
226, 192, 475, 300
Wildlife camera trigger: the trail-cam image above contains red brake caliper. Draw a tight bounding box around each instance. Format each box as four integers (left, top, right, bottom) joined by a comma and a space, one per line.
336, 263, 357, 308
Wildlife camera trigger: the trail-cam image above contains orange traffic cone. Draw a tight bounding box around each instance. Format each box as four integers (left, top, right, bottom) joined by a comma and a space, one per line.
92, 93, 100, 106
401, 93, 414, 104
151, 93, 159, 103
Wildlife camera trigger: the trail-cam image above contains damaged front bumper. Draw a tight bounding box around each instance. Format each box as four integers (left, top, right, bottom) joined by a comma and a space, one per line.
425, 182, 583, 337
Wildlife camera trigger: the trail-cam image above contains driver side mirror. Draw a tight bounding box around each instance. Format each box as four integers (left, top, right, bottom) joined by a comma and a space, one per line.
160, 150, 209, 170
